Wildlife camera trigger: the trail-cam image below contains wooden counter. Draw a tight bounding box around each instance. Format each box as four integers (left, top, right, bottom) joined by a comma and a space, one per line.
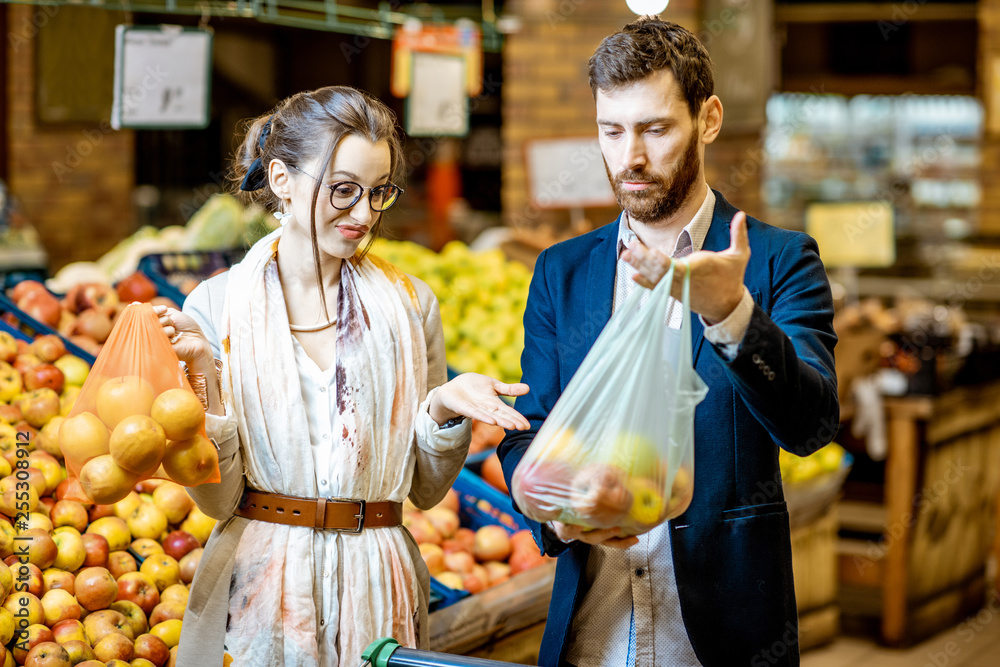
838, 380, 1000, 646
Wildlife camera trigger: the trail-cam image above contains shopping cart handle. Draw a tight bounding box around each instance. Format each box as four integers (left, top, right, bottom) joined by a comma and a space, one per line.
361, 638, 524, 667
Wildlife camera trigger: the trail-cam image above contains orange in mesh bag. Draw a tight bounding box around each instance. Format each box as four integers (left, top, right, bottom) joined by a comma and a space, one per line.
58, 302, 220, 504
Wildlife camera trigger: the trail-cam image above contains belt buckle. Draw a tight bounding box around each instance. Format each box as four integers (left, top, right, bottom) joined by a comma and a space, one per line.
329, 497, 365, 533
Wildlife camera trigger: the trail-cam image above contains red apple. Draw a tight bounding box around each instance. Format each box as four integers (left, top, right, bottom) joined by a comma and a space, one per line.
443, 550, 476, 575
511, 461, 575, 522
178, 547, 202, 584
73, 309, 112, 344
148, 601, 184, 626
116, 572, 159, 616
116, 273, 157, 304
81, 533, 110, 568
93, 631, 134, 662
4, 561, 45, 597
15, 352, 43, 375
59, 639, 95, 664
160, 531, 200, 562
442, 527, 476, 554
50, 500, 89, 533
88, 503, 115, 522
109, 600, 148, 639
18, 290, 61, 328
21, 528, 58, 569
74, 284, 119, 316
24, 364, 65, 394
42, 568, 76, 595
50, 618, 87, 644
19, 389, 61, 428
10, 280, 47, 303
40, 588, 82, 626
107, 550, 137, 579
133, 633, 170, 667
25, 640, 72, 667
74, 567, 118, 612
0, 403, 21, 424
13, 624, 55, 664
29, 335, 66, 363
473, 525, 512, 562
82, 608, 133, 645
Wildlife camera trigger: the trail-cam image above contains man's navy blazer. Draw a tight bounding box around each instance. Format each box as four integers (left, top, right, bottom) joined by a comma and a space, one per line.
498, 191, 839, 667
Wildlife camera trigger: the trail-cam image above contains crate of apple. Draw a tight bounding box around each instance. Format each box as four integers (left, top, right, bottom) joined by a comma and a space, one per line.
4, 276, 179, 361
406, 470, 551, 605
0, 460, 216, 667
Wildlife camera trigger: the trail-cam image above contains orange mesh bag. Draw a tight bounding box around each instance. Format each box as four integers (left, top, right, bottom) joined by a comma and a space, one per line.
58, 302, 220, 504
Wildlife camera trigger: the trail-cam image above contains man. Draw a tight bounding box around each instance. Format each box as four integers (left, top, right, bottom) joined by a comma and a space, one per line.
498, 17, 839, 667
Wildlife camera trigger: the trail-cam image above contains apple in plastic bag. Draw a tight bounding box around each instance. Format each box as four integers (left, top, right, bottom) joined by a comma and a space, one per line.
511, 460, 574, 522
570, 463, 633, 528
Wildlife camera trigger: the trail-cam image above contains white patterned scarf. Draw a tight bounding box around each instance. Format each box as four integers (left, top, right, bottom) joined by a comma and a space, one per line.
217, 228, 428, 665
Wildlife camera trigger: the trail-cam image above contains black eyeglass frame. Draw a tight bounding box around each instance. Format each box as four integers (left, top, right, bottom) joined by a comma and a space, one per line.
288, 164, 404, 212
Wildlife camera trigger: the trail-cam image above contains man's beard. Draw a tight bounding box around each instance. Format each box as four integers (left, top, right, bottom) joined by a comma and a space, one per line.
605, 129, 701, 224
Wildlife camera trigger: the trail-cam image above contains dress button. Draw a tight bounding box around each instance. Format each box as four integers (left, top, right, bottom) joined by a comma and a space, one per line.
320, 479, 328, 486
324, 571, 331, 579
319, 386, 327, 393
323, 433, 330, 440
635, 568, 644, 577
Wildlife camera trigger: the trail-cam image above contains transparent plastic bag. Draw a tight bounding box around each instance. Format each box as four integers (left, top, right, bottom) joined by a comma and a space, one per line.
512, 261, 708, 536
58, 302, 220, 504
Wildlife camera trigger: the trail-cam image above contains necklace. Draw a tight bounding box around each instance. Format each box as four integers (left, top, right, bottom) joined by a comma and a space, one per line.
289, 318, 337, 332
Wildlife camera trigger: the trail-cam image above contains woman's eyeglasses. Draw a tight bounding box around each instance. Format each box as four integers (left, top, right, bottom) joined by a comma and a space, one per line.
289, 165, 403, 212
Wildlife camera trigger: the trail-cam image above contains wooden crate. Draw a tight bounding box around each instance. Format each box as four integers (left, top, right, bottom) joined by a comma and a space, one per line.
429, 560, 556, 655
838, 380, 1000, 646
792, 503, 841, 650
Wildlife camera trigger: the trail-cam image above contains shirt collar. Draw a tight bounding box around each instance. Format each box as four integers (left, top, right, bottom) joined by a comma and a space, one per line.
616, 186, 716, 258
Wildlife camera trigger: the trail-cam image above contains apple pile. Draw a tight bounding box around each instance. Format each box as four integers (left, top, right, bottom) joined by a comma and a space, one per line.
0, 448, 215, 666
60, 379, 215, 508
511, 427, 695, 537
369, 239, 531, 385
4, 278, 178, 360
405, 489, 550, 596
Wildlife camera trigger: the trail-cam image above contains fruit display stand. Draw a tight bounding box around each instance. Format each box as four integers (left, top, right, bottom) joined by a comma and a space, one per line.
427, 470, 556, 659
0, 294, 96, 364
837, 379, 1000, 646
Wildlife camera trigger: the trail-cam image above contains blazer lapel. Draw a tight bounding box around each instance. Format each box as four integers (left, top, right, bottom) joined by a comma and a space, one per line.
584, 219, 620, 352
692, 191, 738, 366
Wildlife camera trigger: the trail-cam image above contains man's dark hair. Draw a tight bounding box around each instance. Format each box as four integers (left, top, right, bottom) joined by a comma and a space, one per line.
588, 16, 715, 118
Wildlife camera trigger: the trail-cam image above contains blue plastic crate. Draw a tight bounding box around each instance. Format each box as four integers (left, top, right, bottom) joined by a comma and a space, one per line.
138, 250, 240, 307
0, 293, 96, 364
0, 318, 33, 343
427, 468, 530, 611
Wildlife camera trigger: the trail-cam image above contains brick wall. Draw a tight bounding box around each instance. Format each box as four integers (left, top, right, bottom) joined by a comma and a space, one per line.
501, 0, 766, 237
5, 5, 135, 272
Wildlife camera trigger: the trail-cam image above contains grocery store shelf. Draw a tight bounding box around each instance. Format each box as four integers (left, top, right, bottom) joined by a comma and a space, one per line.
775, 3, 977, 24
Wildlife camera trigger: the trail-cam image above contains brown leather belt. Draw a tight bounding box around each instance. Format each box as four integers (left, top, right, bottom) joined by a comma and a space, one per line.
235, 490, 402, 533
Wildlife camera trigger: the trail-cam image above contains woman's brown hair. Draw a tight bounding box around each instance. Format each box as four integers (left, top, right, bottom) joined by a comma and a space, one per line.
230, 86, 403, 321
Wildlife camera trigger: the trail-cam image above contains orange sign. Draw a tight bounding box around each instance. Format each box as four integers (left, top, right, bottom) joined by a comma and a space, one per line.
391, 21, 482, 97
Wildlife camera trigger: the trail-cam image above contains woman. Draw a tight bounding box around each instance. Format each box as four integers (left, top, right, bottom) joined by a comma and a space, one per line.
156, 86, 529, 666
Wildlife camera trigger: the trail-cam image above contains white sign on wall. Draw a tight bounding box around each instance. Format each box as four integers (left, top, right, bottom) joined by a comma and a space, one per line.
524, 137, 616, 209
112, 25, 213, 130
406, 52, 469, 137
